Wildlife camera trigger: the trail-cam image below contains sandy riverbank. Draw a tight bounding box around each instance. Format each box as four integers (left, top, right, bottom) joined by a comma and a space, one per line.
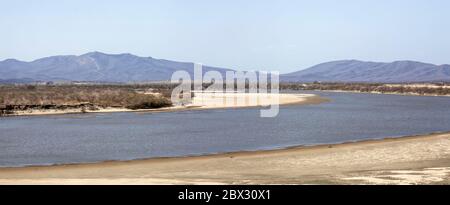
5, 92, 325, 117
190, 92, 323, 108
0, 132, 448, 185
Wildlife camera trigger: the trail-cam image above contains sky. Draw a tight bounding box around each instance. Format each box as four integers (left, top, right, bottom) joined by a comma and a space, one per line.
1, 0, 450, 73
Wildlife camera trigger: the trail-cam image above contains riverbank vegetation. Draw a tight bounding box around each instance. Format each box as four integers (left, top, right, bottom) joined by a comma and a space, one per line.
0, 84, 174, 115
280, 82, 450, 96
2, 82, 450, 116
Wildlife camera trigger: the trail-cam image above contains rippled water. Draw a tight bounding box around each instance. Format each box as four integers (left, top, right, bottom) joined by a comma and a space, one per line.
1, 91, 450, 167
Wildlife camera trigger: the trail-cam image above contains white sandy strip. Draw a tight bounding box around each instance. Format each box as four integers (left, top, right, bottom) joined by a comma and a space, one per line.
190, 92, 314, 108
342, 167, 450, 185
12, 108, 129, 116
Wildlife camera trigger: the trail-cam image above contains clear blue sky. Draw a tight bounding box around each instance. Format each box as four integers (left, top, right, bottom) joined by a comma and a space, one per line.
1, 0, 449, 73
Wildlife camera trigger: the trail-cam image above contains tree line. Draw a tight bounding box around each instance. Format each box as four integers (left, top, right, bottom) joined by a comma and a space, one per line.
280, 82, 450, 95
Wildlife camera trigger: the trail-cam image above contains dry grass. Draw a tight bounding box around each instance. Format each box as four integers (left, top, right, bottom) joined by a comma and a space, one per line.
0, 84, 173, 115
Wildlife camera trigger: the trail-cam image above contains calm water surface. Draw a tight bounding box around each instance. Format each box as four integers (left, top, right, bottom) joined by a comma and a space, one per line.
1, 91, 450, 167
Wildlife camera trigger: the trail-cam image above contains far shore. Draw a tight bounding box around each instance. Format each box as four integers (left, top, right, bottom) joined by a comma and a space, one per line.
307, 89, 450, 97
4, 88, 450, 117
0, 132, 448, 185
4, 92, 328, 117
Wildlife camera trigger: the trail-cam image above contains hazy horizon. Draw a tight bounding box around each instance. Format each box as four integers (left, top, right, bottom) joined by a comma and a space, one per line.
1, 0, 450, 72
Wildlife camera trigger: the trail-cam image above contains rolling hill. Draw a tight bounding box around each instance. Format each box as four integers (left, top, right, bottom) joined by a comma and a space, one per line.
281, 60, 450, 83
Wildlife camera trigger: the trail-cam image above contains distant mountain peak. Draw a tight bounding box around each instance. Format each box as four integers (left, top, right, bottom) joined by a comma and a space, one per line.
1, 58, 22, 63
84, 51, 107, 55
82, 51, 116, 57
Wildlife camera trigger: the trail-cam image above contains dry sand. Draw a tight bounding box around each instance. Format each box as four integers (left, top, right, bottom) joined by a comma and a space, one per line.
0, 132, 448, 185
190, 92, 317, 108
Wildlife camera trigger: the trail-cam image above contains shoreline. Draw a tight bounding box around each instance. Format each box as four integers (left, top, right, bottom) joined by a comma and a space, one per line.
1, 93, 328, 117
1, 131, 447, 169
306, 89, 450, 97
0, 131, 449, 184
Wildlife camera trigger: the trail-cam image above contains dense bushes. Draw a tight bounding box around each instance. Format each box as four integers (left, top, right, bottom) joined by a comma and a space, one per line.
0, 84, 173, 114
125, 94, 172, 110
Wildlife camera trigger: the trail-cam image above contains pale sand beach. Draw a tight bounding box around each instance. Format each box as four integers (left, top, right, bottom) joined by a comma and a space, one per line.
190, 92, 318, 108
0, 132, 449, 185
8, 92, 324, 117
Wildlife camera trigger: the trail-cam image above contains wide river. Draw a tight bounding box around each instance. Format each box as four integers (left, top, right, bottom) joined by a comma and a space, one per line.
1, 91, 450, 167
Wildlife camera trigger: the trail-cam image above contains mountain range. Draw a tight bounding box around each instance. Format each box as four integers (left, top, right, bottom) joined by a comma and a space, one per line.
282, 60, 450, 83
0, 52, 232, 83
1, 52, 450, 83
